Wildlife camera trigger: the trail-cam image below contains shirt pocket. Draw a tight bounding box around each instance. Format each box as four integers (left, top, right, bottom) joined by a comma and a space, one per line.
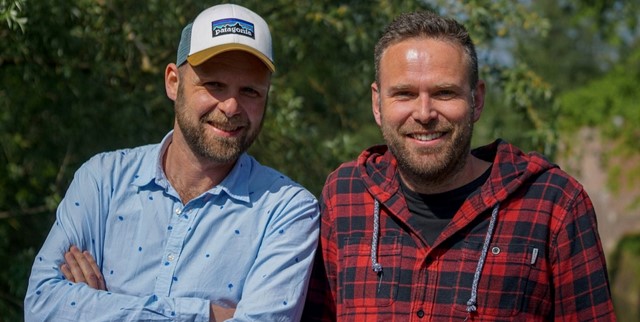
453, 241, 538, 317
340, 236, 403, 308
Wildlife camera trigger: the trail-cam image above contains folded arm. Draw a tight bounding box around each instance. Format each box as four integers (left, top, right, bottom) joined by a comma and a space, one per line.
60, 246, 233, 322
24, 161, 211, 321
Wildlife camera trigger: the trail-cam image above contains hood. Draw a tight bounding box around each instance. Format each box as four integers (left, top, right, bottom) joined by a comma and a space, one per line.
357, 139, 558, 207
358, 139, 558, 317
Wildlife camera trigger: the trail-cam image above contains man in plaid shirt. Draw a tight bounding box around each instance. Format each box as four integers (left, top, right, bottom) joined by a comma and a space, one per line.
302, 10, 616, 321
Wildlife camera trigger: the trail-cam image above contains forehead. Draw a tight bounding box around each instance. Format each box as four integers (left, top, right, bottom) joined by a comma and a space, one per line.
379, 37, 469, 84
382, 37, 466, 66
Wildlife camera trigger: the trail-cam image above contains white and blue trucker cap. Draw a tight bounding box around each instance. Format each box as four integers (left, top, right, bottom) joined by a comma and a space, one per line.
176, 4, 275, 71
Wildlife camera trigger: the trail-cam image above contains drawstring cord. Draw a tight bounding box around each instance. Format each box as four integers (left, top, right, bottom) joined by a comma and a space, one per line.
371, 200, 383, 274
371, 200, 383, 293
466, 203, 500, 315
371, 198, 500, 315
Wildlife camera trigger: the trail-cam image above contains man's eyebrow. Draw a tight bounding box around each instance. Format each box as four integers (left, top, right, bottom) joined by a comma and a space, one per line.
386, 84, 414, 93
386, 83, 462, 93
433, 83, 462, 90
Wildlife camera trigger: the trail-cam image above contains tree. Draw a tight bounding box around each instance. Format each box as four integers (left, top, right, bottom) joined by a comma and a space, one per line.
0, 0, 552, 319
558, 45, 640, 202
510, 0, 640, 199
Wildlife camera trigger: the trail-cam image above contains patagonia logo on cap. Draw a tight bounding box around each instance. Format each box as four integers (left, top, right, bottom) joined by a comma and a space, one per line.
211, 18, 255, 39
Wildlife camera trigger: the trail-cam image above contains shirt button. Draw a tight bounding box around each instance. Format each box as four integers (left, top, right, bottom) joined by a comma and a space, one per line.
174, 208, 182, 215
416, 309, 425, 318
167, 254, 175, 261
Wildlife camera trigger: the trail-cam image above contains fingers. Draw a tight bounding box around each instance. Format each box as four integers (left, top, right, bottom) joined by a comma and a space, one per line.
82, 250, 106, 290
63, 246, 86, 284
60, 263, 75, 282
62, 246, 106, 290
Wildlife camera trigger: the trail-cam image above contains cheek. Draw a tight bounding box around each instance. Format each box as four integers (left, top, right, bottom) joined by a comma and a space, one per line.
455, 108, 475, 124
437, 103, 472, 123
245, 103, 266, 123
187, 92, 218, 115
380, 103, 413, 124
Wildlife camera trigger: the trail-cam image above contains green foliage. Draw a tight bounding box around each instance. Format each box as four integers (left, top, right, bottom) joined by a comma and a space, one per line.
559, 46, 640, 146
0, 0, 573, 319
608, 233, 640, 321
558, 45, 640, 194
475, 63, 557, 156
0, 0, 26, 31
499, 0, 640, 199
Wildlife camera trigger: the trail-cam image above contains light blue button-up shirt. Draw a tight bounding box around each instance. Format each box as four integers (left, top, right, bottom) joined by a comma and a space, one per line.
25, 132, 320, 321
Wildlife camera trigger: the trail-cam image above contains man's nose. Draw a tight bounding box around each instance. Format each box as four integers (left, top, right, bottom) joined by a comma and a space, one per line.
412, 94, 438, 123
218, 96, 240, 117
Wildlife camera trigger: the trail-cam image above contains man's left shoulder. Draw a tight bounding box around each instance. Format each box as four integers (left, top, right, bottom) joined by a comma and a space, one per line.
244, 155, 314, 196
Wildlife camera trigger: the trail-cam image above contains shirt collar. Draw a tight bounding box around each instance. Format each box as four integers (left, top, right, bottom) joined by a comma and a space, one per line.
132, 130, 252, 204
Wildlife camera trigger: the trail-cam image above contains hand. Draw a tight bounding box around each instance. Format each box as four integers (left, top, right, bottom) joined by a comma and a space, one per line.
60, 245, 106, 290
210, 304, 235, 322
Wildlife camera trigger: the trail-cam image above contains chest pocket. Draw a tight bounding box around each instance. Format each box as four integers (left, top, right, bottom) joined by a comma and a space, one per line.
453, 241, 542, 317
340, 236, 403, 308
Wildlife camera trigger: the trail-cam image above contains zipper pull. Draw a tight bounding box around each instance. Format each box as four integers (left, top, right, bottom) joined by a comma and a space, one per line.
530, 248, 539, 265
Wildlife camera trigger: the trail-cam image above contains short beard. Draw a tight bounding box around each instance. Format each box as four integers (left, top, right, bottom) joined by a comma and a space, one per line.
389, 121, 473, 187
380, 104, 475, 188
174, 82, 262, 164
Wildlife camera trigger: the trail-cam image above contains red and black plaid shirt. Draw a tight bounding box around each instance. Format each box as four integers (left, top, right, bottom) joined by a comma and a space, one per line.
303, 140, 615, 321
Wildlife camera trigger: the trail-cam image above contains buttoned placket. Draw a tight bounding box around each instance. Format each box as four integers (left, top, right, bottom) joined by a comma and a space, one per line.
153, 201, 197, 296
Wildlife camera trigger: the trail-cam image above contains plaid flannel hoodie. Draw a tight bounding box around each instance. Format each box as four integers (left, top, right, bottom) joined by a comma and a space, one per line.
303, 139, 616, 321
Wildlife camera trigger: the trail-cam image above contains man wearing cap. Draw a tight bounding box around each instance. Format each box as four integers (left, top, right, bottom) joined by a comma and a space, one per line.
24, 4, 319, 322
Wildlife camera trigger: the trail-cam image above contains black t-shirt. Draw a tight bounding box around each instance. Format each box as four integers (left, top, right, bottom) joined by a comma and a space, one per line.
400, 167, 491, 245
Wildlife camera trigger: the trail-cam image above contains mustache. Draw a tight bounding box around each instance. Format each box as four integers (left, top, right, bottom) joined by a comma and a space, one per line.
401, 121, 451, 134
201, 111, 248, 129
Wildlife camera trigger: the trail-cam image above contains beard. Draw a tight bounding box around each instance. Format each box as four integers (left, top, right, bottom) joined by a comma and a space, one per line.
174, 85, 263, 164
381, 112, 474, 187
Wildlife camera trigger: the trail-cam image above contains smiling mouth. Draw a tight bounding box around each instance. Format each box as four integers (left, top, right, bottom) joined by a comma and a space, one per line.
212, 124, 242, 132
206, 120, 246, 132
409, 132, 445, 141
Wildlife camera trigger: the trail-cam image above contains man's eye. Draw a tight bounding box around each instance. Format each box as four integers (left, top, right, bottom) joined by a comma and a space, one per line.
205, 82, 224, 90
435, 90, 457, 99
241, 88, 260, 98
394, 91, 415, 99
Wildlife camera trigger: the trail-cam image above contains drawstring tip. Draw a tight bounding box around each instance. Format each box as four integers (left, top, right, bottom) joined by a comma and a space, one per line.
466, 299, 477, 313
372, 263, 383, 273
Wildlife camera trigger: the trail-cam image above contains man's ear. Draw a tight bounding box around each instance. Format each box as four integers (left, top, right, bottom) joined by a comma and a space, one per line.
165, 63, 179, 101
472, 80, 486, 122
371, 82, 382, 126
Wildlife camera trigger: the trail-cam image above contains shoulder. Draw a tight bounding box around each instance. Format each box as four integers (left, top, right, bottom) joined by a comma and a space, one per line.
243, 154, 317, 202
76, 143, 160, 180
328, 159, 360, 181
83, 143, 157, 167
525, 162, 587, 205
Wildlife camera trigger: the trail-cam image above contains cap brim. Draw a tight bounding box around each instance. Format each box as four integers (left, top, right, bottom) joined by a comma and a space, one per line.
187, 44, 275, 72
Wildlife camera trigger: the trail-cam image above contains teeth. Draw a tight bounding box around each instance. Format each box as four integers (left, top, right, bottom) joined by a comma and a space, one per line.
411, 132, 443, 141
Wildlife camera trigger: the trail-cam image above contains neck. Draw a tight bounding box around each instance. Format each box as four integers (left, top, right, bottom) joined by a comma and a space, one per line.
400, 155, 491, 195
163, 136, 235, 204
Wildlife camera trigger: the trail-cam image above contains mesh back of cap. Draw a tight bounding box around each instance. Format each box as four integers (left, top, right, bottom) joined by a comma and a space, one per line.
176, 23, 193, 66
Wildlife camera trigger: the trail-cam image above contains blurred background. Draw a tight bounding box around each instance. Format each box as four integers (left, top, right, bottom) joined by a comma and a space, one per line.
1, 0, 639, 320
